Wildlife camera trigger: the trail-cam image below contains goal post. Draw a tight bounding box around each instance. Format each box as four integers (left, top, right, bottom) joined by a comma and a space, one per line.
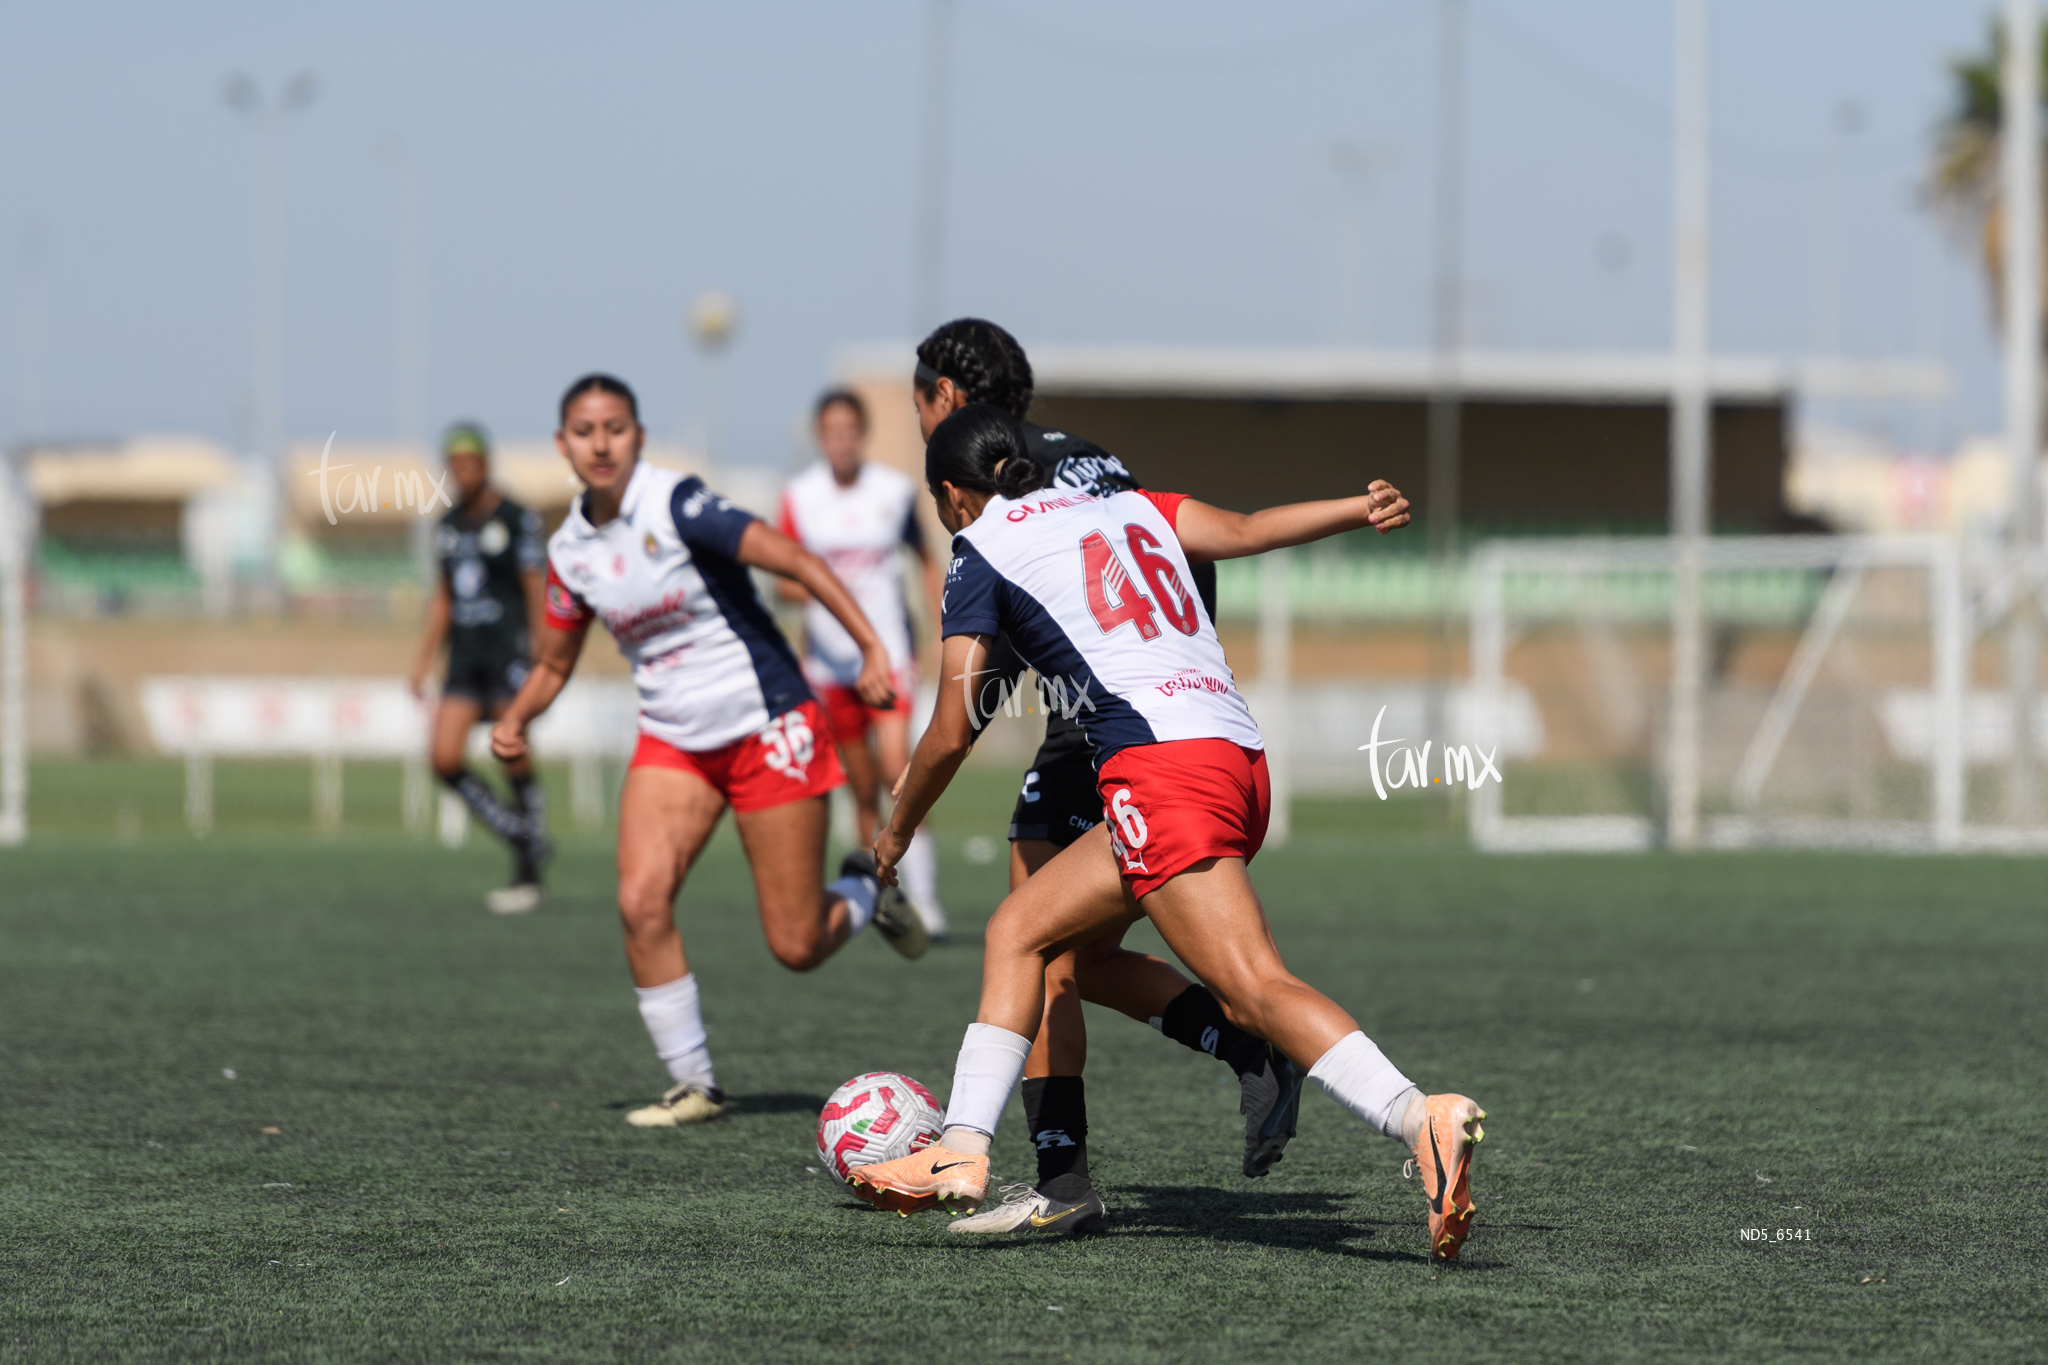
1467, 536, 1967, 853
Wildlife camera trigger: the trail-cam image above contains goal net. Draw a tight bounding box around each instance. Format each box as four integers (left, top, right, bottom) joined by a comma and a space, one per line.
1464, 536, 1975, 852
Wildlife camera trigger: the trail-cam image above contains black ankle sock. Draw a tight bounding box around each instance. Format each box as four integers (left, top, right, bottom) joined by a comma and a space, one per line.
1158, 985, 1268, 1080
1020, 1076, 1090, 1187
443, 769, 528, 843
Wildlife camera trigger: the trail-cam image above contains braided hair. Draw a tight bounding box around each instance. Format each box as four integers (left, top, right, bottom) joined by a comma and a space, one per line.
925, 403, 1051, 502
915, 318, 1034, 419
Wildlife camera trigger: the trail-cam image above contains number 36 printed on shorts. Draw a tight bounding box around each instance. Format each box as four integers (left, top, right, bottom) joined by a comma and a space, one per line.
758, 709, 816, 782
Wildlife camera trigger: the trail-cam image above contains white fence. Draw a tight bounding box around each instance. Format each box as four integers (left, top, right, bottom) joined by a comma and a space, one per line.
138, 676, 637, 837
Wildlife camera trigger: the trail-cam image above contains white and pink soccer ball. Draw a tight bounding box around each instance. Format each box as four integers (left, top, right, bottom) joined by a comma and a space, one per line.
816, 1071, 945, 1183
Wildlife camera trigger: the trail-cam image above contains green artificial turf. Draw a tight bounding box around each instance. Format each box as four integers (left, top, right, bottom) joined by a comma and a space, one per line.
1, 765, 2043, 1363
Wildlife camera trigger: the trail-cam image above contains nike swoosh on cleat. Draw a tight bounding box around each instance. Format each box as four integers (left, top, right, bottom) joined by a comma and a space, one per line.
930, 1160, 973, 1174
1027, 1205, 1086, 1229
1428, 1125, 1448, 1217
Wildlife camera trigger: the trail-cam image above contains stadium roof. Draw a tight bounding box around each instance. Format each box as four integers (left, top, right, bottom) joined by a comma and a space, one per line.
837, 344, 1951, 405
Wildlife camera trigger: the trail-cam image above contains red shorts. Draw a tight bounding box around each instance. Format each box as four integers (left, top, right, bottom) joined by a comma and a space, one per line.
817, 666, 916, 746
629, 699, 846, 813
1095, 739, 1270, 898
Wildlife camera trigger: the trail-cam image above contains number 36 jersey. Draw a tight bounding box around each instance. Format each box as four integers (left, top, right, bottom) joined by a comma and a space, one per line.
543, 460, 812, 753
941, 488, 1262, 767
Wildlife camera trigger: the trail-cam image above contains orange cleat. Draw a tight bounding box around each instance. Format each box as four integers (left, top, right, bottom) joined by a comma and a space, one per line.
845, 1143, 990, 1217
1411, 1093, 1485, 1261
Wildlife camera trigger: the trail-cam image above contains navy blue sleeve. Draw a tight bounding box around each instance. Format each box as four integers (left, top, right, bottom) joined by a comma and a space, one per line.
940, 538, 1004, 639
901, 499, 925, 552
670, 476, 757, 560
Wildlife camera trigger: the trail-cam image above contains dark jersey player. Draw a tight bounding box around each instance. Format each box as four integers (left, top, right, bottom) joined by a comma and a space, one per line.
407, 423, 552, 914
907, 319, 1303, 1234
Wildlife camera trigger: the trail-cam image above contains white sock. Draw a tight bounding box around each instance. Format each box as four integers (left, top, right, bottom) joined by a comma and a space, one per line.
900, 828, 941, 914
826, 872, 877, 936
938, 1126, 991, 1156
635, 973, 716, 1090
939, 1022, 1031, 1139
1307, 1031, 1417, 1142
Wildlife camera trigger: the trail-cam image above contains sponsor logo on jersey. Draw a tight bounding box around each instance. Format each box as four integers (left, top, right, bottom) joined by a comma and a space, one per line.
1004, 492, 1099, 522
602, 589, 698, 646
1155, 669, 1232, 699
477, 520, 510, 556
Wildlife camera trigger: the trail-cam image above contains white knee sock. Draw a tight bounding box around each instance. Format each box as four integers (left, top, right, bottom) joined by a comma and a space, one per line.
900, 828, 941, 913
1307, 1031, 1418, 1142
825, 872, 877, 936
635, 973, 716, 1090
939, 1022, 1032, 1142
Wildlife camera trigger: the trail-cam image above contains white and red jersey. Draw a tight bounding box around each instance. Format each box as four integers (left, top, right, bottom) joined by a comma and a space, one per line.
544, 461, 811, 752
777, 461, 923, 689
940, 487, 1261, 766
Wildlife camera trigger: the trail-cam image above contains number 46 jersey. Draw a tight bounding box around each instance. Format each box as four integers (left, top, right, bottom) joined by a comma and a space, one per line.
941, 487, 1263, 768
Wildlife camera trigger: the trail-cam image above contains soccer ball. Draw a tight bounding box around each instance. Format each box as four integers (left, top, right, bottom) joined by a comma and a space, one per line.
816, 1071, 945, 1182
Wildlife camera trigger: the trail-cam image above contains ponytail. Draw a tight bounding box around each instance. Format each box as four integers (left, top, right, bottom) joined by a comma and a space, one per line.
925, 403, 1049, 502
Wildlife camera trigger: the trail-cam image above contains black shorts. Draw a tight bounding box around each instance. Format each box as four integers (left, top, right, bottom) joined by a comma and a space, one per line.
1008, 717, 1102, 849
444, 639, 529, 708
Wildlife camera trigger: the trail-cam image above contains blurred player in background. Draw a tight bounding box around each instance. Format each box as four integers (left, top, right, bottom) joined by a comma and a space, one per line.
856, 404, 1484, 1263
903, 319, 1300, 1234
407, 422, 552, 915
777, 389, 949, 939
492, 374, 927, 1129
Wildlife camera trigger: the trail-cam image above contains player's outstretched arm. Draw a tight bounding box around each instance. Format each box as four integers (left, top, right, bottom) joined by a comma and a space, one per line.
874, 632, 990, 885
1170, 481, 1411, 562
489, 622, 587, 761
736, 521, 895, 711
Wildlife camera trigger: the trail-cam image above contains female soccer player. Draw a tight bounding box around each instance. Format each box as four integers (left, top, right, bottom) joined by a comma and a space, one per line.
406, 422, 552, 914
490, 374, 928, 1128
906, 319, 1301, 1235
853, 404, 1486, 1262
776, 389, 948, 939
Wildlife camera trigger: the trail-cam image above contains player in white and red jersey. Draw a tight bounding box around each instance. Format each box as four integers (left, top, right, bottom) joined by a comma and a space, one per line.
776, 389, 948, 938
849, 404, 1488, 1262
490, 374, 929, 1130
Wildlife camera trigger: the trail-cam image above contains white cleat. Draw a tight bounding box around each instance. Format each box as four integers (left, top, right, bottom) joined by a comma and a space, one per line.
946, 1181, 1107, 1235
485, 883, 543, 915
625, 1082, 726, 1127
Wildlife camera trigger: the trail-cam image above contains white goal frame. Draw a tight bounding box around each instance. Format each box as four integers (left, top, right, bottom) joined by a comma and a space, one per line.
1466, 535, 1967, 854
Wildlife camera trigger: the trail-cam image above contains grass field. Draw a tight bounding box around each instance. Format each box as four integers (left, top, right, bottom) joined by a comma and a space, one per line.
2, 762, 2043, 1363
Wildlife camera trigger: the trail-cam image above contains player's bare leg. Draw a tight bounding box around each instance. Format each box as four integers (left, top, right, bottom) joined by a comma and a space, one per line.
1015, 833, 1304, 1182
1140, 858, 1484, 1261
735, 794, 926, 967
432, 695, 546, 912
615, 765, 730, 1126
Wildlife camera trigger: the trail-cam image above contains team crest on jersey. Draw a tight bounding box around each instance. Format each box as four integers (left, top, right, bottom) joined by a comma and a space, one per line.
644, 531, 660, 558
477, 520, 510, 556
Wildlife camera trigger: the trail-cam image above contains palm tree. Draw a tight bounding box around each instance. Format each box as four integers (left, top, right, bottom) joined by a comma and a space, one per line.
1929, 15, 2048, 324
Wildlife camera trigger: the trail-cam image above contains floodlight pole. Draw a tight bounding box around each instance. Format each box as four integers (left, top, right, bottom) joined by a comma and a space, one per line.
2003, 0, 2042, 824
1666, 0, 1712, 850
1426, 0, 1466, 743
913, 0, 955, 333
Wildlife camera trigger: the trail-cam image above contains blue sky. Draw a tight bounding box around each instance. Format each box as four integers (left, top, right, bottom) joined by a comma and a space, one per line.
0, 1, 2004, 465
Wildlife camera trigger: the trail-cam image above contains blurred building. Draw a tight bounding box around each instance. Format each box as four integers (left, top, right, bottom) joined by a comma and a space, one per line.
836, 344, 1953, 539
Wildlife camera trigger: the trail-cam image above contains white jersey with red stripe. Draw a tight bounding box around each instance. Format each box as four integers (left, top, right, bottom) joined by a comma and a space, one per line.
543, 460, 811, 752
777, 461, 922, 689
940, 487, 1261, 766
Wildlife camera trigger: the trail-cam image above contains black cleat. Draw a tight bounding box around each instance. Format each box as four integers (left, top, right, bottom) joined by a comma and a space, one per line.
1240, 1043, 1305, 1178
